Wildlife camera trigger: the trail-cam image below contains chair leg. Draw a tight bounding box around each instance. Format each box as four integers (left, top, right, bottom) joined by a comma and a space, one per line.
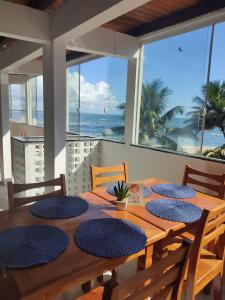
81, 280, 93, 292
97, 269, 117, 286
213, 274, 223, 300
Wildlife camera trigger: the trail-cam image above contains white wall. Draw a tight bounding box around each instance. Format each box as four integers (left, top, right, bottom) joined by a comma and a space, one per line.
101, 141, 225, 183
10, 121, 44, 137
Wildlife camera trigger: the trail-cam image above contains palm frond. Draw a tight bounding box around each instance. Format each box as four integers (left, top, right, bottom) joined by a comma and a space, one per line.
159, 106, 184, 125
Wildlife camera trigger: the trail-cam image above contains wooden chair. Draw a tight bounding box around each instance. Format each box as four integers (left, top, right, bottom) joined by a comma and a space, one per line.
77, 243, 190, 300
88, 163, 128, 290
90, 163, 128, 190
184, 207, 225, 299
182, 165, 225, 199
7, 174, 66, 212
77, 210, 210, 300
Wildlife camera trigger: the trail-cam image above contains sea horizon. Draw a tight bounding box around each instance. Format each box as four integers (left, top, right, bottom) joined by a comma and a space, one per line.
12, 111, 224, 148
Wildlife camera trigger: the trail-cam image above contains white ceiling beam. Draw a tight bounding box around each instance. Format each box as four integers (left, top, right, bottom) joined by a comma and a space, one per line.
10, 60, 43, 76
0, 41, 42, 71
52, 0, 151, 41
0, 1, 50, 44
67, 27, 140, 58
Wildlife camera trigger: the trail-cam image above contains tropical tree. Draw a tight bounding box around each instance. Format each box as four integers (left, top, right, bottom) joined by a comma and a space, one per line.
138, 79, 196, 150
186, 81, 225, 137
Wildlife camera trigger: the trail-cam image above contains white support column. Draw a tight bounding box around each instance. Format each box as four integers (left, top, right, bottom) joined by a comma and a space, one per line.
0, 73, 12, 182
43, 40, 66, 180
124, 49, 142, 145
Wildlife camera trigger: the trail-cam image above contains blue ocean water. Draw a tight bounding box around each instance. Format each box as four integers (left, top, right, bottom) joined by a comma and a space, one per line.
13, 111, 224, 148
167, 118, 224, 148
69, 112, 124, 138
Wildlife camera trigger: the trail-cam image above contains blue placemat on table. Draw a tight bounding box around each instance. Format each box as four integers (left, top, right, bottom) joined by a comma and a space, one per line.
107, 182, 152, 198
152, 184, 196, 199
146, 199, 202, 223
0, 225, 69, 268
29, 196, 89, 219
75, 218, 147, 258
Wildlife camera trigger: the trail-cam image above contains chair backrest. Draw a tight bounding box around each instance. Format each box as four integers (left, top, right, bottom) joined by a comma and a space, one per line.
90, 163, 128, 190
185, 206, 225, 299
104, 211, 210, 300
182, 165, 225, 199
7, 174, 66, 212
108, 242, 189, 300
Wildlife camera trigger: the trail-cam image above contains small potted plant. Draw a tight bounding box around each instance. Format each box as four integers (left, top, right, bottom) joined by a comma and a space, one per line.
114, 181, 130, 210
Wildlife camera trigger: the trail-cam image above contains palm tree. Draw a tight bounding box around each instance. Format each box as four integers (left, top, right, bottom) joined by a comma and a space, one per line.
187, 81, 225, 137
139, 79, 195, 150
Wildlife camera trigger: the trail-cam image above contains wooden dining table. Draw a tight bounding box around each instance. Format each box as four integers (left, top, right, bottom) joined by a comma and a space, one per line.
0, 177, 225, 300
93, 177, 225, 233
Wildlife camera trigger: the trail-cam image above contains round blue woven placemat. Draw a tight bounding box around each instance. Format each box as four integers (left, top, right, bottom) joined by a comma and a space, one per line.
146, 199, 202, 223
151, 184, 196, 198
75, 218, 147, 258
107, 182, 152, 198
29, 196, 89, 219
0, 224, 69, 268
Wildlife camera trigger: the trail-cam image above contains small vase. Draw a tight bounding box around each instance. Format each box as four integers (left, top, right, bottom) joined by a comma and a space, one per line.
116, 200, 127, 210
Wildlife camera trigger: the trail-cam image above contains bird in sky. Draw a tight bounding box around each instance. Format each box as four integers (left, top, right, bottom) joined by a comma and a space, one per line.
178, 47, 183, 52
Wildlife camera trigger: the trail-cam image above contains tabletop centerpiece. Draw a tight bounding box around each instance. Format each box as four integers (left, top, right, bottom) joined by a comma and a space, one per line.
113, 181, 130, 210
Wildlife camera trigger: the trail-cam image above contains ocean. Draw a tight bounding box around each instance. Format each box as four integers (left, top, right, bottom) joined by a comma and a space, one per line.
14, 111, 225, 148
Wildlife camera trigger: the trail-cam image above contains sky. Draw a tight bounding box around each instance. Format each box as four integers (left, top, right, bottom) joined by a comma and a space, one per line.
143, 21, 225, 111
67, 57, 128, 115
11, 21, 225, 117
66, 20, 225, 116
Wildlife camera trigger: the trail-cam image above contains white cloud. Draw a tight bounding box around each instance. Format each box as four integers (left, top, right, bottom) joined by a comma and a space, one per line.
67, 71, 120, 114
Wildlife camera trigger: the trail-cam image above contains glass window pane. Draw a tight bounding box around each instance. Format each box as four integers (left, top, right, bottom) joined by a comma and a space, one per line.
30, 76, 43, 127
138, 26, 211, 155
79, 56, 128, 141
104, 57, 128, 141
80, 57, 108, 137
202, 22, 225, 160
10, 83, 26, 123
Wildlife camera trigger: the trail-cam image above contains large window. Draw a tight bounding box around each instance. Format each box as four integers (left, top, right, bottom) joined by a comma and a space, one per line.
9, 76, 44, 127
67, 56, 128, 141
9, 83, 26, 123
202, 22, 225, 160
137, 21, 225, 160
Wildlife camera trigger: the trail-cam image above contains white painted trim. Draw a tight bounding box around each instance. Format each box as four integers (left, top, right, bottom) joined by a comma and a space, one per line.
0, 73, 12, 182
67, 28, 140, 59
124, 50, 143, 145
132, 47, 144, 145
0, 1, 50, 44
139, 7, 225, 45
66, 54, 102, 67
